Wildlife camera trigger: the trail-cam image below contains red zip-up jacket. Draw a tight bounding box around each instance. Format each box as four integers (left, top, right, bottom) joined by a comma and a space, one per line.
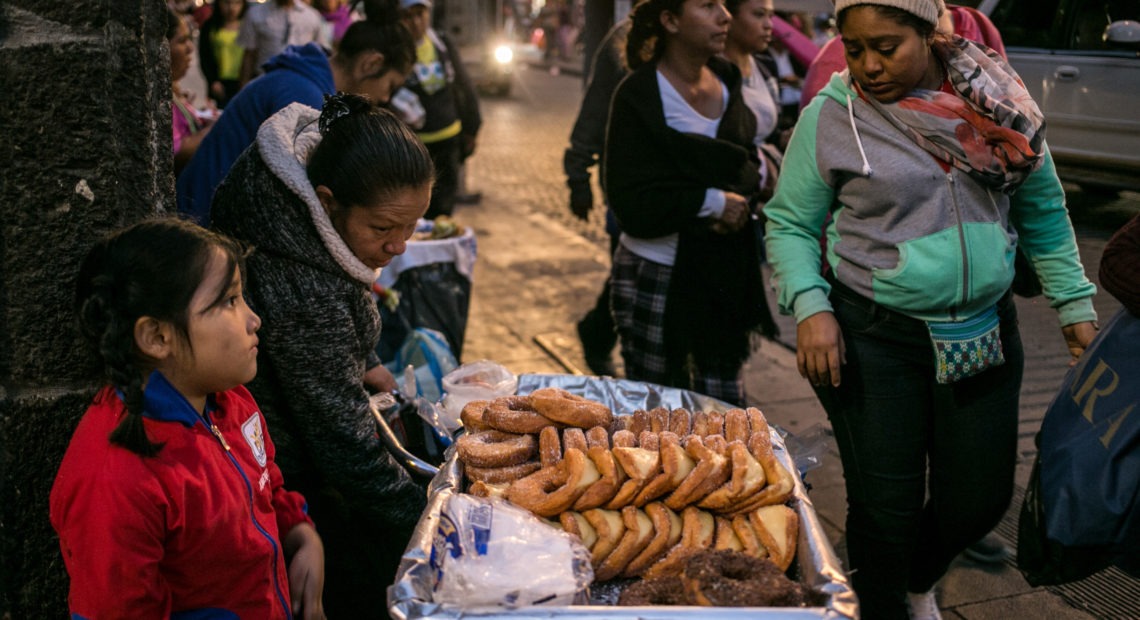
50, 372, 312, 619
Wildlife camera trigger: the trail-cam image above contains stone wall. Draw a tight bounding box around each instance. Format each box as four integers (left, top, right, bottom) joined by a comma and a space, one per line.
0, 0, 170, 615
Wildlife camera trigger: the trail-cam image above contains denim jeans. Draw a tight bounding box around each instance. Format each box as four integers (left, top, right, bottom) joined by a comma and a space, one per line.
814, 281, 1023, 619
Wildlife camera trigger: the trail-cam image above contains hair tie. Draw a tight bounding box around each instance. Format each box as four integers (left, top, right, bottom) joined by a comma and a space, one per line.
319, 93, 354, 136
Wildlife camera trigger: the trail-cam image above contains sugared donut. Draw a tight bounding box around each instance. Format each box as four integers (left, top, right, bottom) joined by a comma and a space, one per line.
724, 408, 749, 443
664, 436, 730, 511
483, 395, 559, 434
705, 411, 725, 438
681, 549, 806, 607
505, 448, 600, 517
617, 576, 688, 606
572, 445, 625, 511
455, 429, 536, 468
529, 387, 613, 429
585, 426, 610, 449
538, 426, 563, 468
624, 502, 683, 577
464, 461, 541, 484
562, 427, 588, 454
459, 399, 491, 431
669, 408, 692, 436
467, 480, 510, 498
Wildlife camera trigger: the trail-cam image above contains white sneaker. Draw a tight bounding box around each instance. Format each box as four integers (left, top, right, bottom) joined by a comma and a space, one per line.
906, 590, 943, 620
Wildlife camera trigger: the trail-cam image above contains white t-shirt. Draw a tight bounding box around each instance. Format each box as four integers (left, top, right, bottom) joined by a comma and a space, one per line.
741, 56, 779, 146
620, 71, 728, 267
237, 1, 326, 75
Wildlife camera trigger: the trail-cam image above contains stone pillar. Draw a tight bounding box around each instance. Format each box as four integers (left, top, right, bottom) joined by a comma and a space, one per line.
0, 0, 170, 615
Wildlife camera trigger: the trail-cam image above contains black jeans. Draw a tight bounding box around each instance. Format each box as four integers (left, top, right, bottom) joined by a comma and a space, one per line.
814, 281, 1023, 619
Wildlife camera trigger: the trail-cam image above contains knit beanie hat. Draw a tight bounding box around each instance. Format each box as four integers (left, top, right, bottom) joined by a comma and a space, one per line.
832, 0, 942, 26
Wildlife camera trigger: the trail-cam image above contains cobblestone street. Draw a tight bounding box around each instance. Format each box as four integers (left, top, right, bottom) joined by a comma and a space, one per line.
450, 60, 1140, 618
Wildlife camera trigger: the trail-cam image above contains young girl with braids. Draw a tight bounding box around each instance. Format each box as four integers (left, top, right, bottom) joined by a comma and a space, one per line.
211, 93, 434, 616
603, 0, 776, 405
51, 218, 326, 619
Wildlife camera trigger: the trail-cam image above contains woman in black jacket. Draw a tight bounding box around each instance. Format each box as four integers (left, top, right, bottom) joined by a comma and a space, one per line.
212, 94, 434, 617
603, 0, 776, 405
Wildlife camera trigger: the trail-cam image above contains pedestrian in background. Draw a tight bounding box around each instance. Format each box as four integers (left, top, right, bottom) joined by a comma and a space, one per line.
199, 0, 248, 108
604, 0, 777, 405
1101, 213, 1140, 316
238, 0, 325, 85
563, 16, 632, 377
723, 0, 781, 197
169, 8, 216, 175
211, 94, 433, 617
764, 1, 1098, 617
313, 0, 360, 46
398, 0, 481, 219
177, 5, 415, 225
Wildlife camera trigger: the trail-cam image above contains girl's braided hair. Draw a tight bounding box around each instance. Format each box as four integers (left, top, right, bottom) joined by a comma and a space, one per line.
74, 218, 246, 456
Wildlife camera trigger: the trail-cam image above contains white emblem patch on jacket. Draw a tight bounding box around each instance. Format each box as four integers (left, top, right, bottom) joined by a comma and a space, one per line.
242, 413, 268, 468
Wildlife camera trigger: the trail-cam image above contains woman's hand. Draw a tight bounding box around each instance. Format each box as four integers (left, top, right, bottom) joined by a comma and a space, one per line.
1062, 320, 1098, 365
713, 192, 749, 234
284, 523, 326, 620
796, 311, 846, 387
363, 364, 399, 393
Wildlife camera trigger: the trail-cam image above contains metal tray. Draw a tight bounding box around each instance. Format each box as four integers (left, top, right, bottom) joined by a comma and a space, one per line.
388, 374, 858, 619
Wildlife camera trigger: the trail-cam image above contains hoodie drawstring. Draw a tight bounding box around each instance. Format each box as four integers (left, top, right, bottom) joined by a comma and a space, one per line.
846, 93, 874, 178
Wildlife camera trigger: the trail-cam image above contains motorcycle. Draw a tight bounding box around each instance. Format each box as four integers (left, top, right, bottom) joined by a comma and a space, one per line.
477, 38, 514, 97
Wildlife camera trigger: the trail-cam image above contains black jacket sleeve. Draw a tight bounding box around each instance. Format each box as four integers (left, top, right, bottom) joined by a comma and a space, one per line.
564, 20, 629, 191
199, 24, 220, 87
442, 33, 481, 138
603, 60, 757, 239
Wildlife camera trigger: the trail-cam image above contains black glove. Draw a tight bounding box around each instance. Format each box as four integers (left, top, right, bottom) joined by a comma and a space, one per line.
569, 181, 593, 221
459, 134, 477, 161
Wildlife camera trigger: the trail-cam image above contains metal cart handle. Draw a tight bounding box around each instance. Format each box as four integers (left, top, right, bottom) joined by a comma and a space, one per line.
370, 400, 440, 478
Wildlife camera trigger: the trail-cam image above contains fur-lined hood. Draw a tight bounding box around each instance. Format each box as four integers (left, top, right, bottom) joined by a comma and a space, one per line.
248, 102, 379, 286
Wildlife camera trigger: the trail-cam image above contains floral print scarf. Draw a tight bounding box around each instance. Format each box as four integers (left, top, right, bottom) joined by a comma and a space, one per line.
860, 36, 1045, 193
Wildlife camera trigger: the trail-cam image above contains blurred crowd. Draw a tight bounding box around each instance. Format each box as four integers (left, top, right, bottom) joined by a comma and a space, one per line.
166, 0, 481, 225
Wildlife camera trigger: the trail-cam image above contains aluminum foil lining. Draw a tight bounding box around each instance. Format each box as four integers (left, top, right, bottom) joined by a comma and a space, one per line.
388, 374, 859, 619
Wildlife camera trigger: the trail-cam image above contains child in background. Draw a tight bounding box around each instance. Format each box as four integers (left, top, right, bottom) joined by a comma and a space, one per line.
51, 218, 325, 620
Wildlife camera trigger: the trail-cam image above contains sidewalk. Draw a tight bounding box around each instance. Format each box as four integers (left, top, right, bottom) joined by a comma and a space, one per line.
448, 187, 1140, 617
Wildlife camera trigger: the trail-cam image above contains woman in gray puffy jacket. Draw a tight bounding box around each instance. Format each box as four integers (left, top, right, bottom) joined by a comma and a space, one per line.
212, 93, 434, 617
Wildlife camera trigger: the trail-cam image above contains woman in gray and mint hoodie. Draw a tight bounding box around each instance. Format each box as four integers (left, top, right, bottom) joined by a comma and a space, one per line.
764, 1, 1097, 617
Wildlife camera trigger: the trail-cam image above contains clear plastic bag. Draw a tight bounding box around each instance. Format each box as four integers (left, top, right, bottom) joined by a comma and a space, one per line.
430, 494, 594, 609
440, 360, 518, 429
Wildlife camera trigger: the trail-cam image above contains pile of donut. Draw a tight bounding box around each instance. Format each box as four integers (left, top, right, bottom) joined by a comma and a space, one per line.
455, 387, 805, 606
619, 548, 807, 607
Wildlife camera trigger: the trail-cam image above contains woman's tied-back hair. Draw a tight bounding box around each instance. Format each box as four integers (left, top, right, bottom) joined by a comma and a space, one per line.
307, 92, 434, 207
337, 0, 415, 75
626, 0, 688, 70
74, 218, 247, 457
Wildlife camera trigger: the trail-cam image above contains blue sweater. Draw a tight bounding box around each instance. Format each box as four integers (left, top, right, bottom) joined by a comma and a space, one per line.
176, 43, 335, 225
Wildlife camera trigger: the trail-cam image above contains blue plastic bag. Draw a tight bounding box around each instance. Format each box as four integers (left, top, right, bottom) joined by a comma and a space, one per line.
1018, 308, 1140, 584
384, 327, 459, 404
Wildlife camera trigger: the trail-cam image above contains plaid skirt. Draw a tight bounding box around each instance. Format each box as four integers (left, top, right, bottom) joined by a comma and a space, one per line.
610, 244, 743, 405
